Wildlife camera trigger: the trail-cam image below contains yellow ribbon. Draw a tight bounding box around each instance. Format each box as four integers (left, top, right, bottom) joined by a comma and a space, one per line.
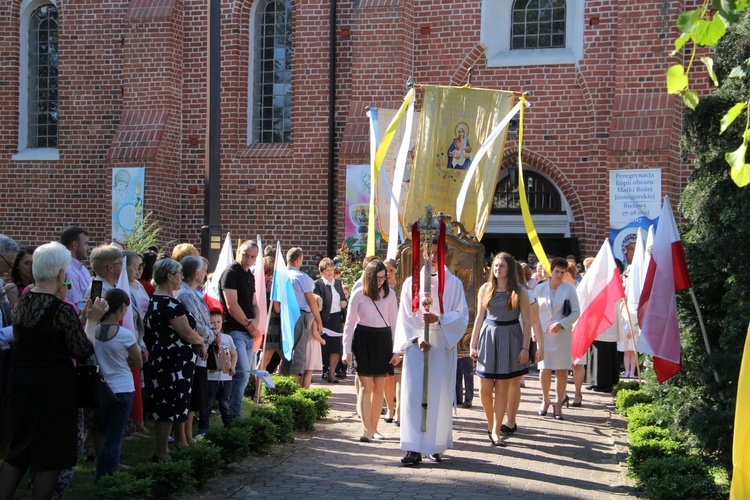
517, 94, 551, 273
367, 89, 415, 256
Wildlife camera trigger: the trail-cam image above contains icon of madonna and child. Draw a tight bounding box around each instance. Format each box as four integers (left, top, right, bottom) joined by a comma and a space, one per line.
445, 122, 472, 170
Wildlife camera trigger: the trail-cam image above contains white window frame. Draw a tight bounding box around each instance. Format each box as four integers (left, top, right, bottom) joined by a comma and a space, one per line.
14, 0, 59, 161
481, 0, 584, 68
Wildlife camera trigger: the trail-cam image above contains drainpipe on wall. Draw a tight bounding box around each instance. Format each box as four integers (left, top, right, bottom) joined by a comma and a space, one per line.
326, 0, 337, 258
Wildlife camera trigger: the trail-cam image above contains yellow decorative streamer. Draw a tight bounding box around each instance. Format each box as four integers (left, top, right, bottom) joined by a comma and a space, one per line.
367, 90, 415, 256
517, 94, 551, 273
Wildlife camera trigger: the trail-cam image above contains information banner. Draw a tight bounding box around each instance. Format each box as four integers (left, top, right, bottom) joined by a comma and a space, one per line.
609, 169, 661, 265
112, 167, 145, 242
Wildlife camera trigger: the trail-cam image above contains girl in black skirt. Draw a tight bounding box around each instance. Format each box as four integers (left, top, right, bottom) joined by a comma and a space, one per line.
342, 260, 398, 443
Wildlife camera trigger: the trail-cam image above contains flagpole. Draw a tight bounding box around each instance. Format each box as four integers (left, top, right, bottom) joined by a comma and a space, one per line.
689, 287, 721, 385
254, 299, 276, 404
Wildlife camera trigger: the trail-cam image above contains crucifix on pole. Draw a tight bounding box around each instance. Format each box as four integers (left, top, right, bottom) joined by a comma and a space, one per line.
412, 205, 450, 432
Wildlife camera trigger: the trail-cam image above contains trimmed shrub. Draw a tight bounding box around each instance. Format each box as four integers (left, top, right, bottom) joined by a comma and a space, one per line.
250, 403, 295, 443
131, 459, 196, 498
615, 389, 653, 414
96, 472, 152, 499
274, 393, 318, 431
170, 440, 223, 488
626, 403, 662, 434
231, 414, 279, 454
637, 455, 722, 499
262, 375, 300, 403
612, 380, 641, 396
206, 425, 254, 464
627, 425, 685, 475
296, 387, 332, 419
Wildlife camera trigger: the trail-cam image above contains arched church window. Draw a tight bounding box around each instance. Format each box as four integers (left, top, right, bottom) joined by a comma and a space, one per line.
511, 0, 566, 50
492, 168, 562, 214
28, 4, 58, 148
251, 0, 292, 144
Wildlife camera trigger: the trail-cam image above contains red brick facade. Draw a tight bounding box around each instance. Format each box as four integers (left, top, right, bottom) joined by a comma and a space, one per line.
0, 0, 698, 261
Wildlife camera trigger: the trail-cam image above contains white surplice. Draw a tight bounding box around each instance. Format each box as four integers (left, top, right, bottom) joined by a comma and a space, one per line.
394, 267, 469, 455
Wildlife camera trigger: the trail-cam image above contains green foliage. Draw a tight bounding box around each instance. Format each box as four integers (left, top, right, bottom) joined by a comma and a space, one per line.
636, 455, 723, 500
262, 375, 300, 403
295, 387, 333, 419
612, 380, 641, 396
334, 243, 363, 291
131, 459, 197, 498
249, 402, 295, 443
274, 393, 318, 431
670, 1, 750, 184
231, 415, 279, 454
627, 426, 685, 475
96, 472, 152, 499
205, 426, 254, 464
119, 192, 175, 253
614, 389, 653, 415
170, 440, 223, 489
626, 403, 663, 435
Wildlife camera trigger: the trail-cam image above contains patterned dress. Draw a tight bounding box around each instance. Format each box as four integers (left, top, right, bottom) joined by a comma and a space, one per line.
144, 295, 197, 422
476, 291, 529, 380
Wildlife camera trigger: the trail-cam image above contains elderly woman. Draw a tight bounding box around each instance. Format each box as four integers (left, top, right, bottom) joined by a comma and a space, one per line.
536, 257, 580, 421
0, 242, 108, 499
9, 246, 35, 299
470, 252, 531, 446
87, 244, 124, 298
313, 258, 347, 384
144, 258, 205, 462
174, 255, 215, 444
342, 260, 398, 443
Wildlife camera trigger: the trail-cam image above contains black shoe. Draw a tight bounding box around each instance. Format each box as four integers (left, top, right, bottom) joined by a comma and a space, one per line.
324, 374, 339, 384
572, 396, 583, 407
491, 435, 506, 447
334, 371, 347, 380
500, 424, 517, 435
394, 420, 400, 427
401, 451, 422, 464
384, 417, 393, 423
461, 401, 472, 409
321, 371, 329, 381
427, 453, 442, 462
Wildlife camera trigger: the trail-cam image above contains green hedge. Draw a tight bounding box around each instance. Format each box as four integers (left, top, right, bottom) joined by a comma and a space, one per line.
130, 459, 197, 498
249, 402, 295, 443
231, 414, 279, 454
636, 455, 723, 500
206, 426, 255, 464
296, 387, 333, 419
96, 473, 152, 499
262, 375, 300, 402
274, 393, 318, 431
627, 426, 685, 475
170, 440, 223, 488
615, 389, 653, 414
612, 380, 641, 396
625, 403, 662, 434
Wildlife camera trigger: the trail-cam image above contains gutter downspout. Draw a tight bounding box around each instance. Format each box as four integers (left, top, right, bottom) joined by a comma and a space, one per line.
327, 0, 337, 258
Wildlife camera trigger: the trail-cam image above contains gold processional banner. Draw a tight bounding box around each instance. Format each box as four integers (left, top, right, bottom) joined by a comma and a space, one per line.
404, 85, 514, 239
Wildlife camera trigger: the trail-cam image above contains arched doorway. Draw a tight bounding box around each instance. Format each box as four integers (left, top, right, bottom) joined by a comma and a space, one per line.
482, 166, 578, 262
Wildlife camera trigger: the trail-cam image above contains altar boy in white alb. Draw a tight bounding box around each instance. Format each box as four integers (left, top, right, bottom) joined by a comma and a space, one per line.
392, 241, 469, 464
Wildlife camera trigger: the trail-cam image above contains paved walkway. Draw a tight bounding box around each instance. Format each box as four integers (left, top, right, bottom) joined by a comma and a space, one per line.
216, 371, 637, 499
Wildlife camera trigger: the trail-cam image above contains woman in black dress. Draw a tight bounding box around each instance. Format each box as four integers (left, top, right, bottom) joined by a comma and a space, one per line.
144, 258, 206, 462
0, 242, 108, 499
342, 260, 398, 442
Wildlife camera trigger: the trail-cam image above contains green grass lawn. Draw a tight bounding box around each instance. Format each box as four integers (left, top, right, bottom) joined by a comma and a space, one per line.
4, 398, 255, 499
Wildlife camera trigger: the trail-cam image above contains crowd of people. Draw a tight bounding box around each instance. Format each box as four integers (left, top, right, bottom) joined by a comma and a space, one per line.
0, 226, 637, 498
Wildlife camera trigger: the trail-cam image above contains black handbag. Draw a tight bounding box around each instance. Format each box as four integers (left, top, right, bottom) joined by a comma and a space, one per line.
563, 299, 572, 317
206, 343, 223, 371
75, 364, 118, 408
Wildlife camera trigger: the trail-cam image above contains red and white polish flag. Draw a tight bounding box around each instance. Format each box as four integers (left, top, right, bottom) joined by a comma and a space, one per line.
637, 196, 692, 382
571, 239, 626, 362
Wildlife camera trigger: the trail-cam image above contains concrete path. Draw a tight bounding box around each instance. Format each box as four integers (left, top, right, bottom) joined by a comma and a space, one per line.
219, 371, 637, 499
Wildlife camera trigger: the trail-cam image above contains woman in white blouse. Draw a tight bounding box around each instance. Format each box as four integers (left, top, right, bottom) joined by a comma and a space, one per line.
536, 257, 580, 421
342, 260, 398, 443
